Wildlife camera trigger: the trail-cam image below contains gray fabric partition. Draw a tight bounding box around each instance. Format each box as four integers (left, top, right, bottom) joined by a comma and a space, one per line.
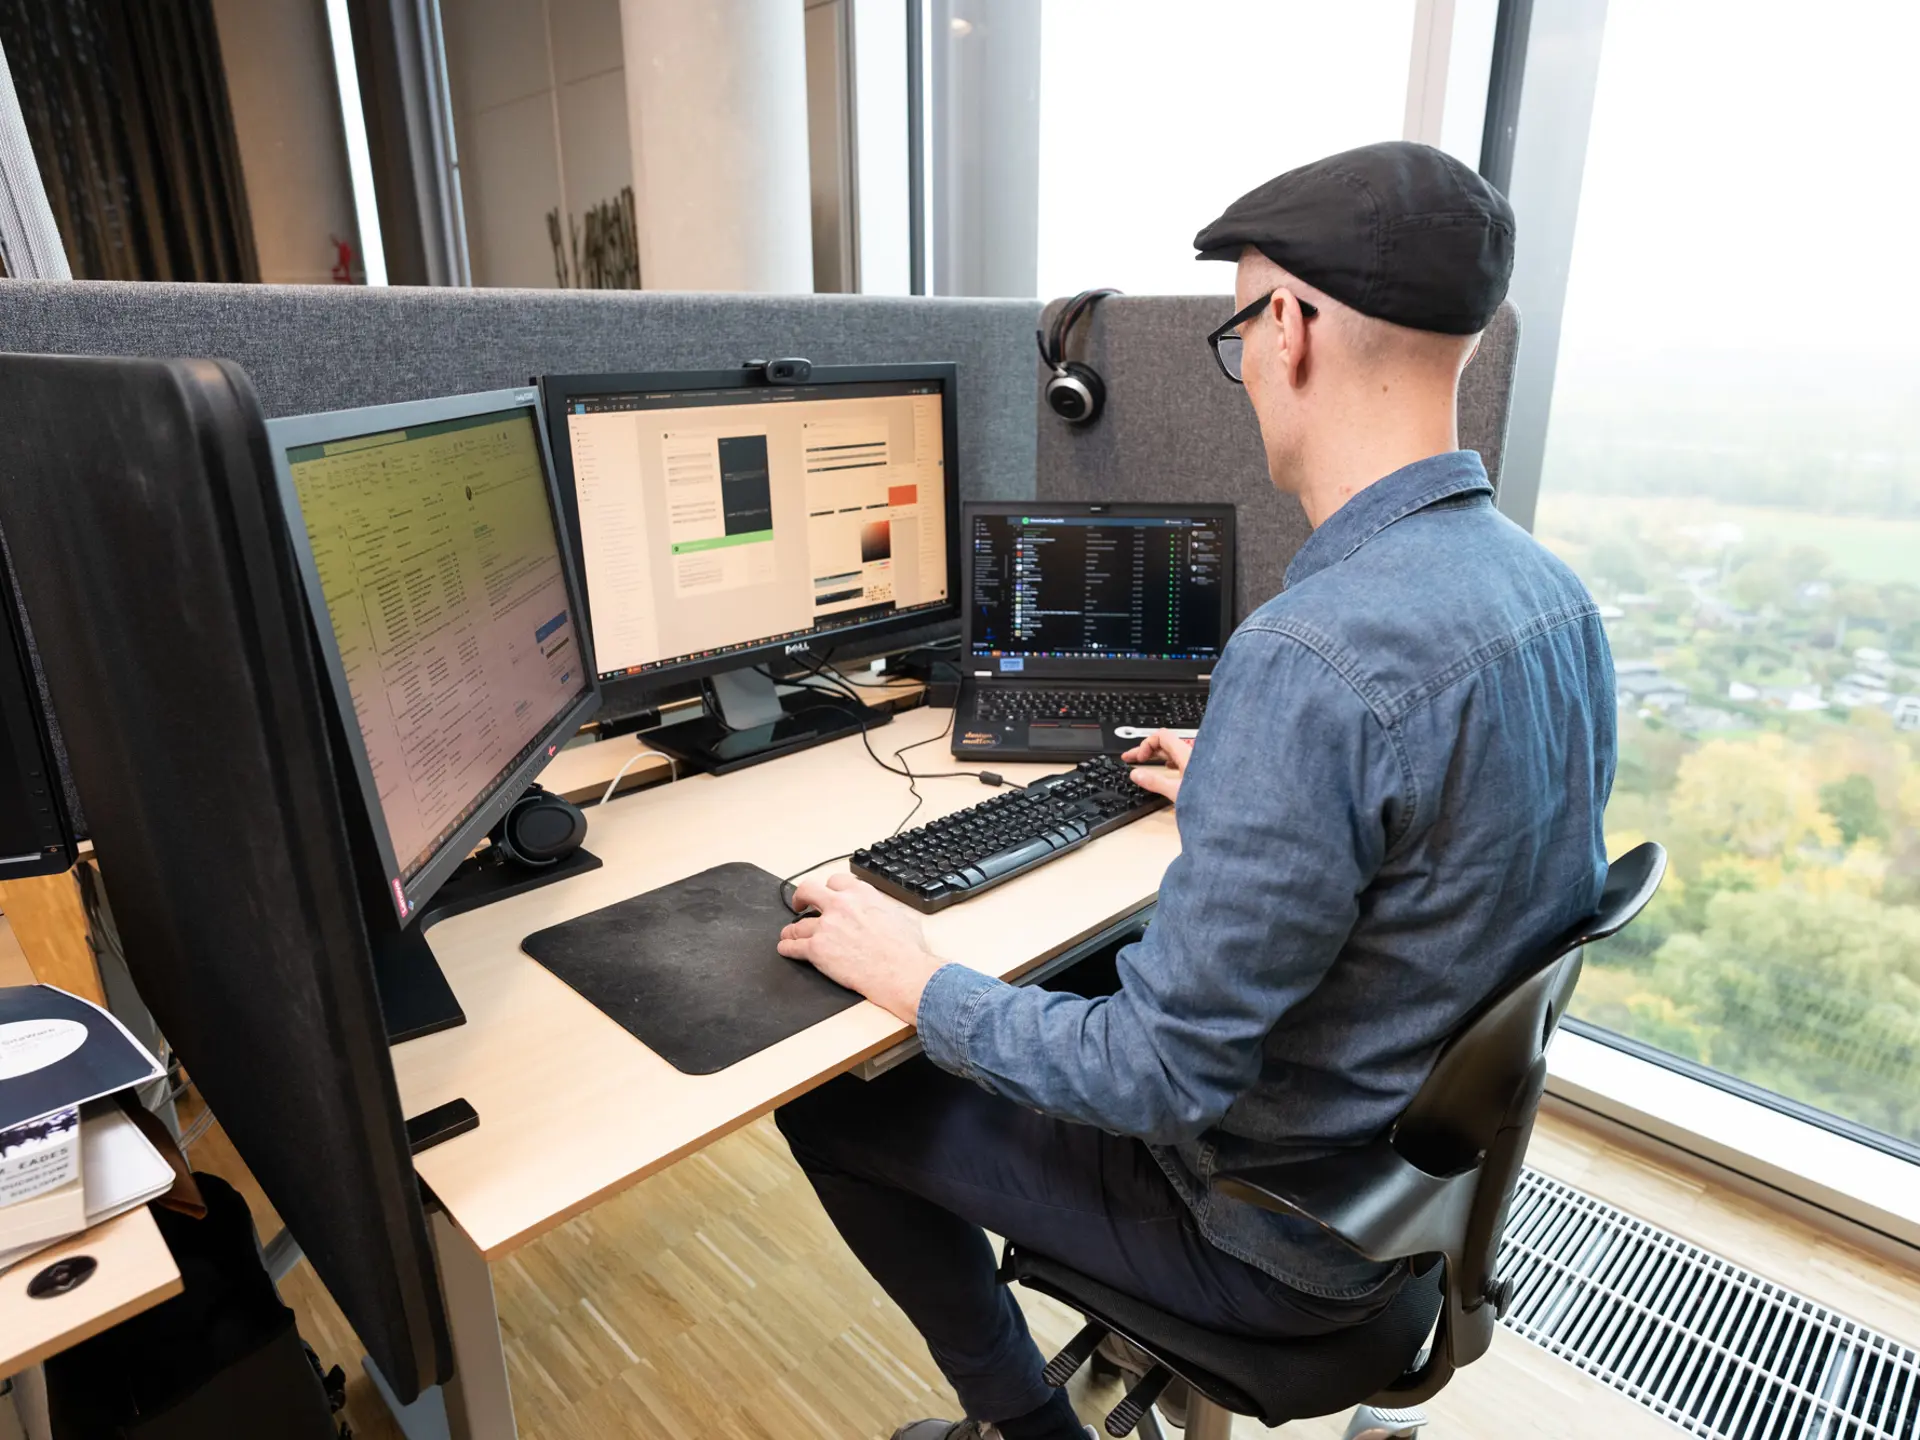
0, 281, 1044, 501
1035, 296, 1521, 619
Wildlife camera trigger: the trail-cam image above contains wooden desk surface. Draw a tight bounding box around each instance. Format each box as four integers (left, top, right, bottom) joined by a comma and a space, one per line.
0, 928, 182, 1371
537, 674, 928, 807
393, 704, 1177, 1262
0, 1205, 182, 1375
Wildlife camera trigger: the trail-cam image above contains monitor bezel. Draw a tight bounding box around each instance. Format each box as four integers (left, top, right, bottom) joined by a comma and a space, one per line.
962, 501, 1238, 680
538, 363, 963, 700
266, 386, 601, 923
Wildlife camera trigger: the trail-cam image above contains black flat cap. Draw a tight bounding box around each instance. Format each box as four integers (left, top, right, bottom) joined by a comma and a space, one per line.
1194, 141, 1514, 334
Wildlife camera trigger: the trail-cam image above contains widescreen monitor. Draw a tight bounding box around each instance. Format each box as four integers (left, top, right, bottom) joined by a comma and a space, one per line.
540, 364, 961, 700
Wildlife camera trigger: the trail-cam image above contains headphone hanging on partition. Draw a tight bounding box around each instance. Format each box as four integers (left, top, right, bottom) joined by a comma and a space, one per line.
1039, 288, 1120, 425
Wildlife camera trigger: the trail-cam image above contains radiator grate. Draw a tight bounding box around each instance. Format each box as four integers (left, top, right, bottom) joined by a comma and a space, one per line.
1498, 1170, 1919, 1440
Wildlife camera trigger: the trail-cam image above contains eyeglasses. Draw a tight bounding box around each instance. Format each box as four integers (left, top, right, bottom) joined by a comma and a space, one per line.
1207, 289, 1319, 384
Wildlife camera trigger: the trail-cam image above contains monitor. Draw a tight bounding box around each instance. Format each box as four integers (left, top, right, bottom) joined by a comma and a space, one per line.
541, 364, 962, 771
965, 503, 1235, 678
0, 535, 77, 880
267, 388, 600, 929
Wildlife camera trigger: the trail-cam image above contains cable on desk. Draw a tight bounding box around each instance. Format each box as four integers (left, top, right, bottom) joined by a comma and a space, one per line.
783, 652, 1015, 790
772, 676, 1013, 910
599, 746, 678, 806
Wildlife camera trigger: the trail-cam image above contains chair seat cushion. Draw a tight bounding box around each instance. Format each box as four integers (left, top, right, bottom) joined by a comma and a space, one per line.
1004, 1248, 1443, 1427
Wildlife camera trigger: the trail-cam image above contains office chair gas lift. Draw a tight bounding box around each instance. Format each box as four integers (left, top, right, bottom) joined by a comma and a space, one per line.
1003, 842, 1668, 1440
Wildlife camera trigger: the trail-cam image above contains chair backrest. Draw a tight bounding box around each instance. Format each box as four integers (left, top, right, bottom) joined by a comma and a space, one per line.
1034, 296, 1522, 620
1391, 841, 1667, 1384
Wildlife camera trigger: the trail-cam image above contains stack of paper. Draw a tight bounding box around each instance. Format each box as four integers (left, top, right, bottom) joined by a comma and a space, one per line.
0, 1105, 84, 1250
0, 985, 171, 1268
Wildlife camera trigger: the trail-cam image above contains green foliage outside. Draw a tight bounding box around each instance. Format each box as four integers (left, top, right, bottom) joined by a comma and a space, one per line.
1536, 365, 1920, 1148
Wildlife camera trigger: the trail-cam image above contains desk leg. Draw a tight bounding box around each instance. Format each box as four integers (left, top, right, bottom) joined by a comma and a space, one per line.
365, 1209, 516, 1440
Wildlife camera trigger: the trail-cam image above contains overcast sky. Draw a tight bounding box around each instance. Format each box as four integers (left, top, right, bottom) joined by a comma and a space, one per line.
1560, 1, 1920, 367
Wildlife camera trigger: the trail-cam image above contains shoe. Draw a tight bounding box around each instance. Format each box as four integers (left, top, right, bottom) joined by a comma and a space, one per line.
1094, 1334, 1190, 1430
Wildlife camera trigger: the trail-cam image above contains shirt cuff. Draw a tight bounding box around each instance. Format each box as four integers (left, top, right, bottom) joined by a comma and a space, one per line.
915, 962, 1003, 1077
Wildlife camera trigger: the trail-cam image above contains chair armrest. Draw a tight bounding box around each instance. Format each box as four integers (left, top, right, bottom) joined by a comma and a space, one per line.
1212, 1141, 1480, 1263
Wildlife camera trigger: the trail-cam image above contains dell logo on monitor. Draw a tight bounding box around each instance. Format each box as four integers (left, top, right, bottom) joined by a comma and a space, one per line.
783, 641, 812, 656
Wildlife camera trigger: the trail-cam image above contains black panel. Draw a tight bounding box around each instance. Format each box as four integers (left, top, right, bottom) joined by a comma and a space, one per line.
0, 356, 448, 1401
0, 537, 76, 880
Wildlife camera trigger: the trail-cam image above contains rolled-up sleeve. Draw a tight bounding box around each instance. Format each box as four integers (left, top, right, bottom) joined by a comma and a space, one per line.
913, 624, 1402, 1145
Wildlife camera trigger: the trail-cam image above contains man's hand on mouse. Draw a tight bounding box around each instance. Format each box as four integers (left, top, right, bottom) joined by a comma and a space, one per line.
780, 873, 945, 1023
1123, 728, 1193, 803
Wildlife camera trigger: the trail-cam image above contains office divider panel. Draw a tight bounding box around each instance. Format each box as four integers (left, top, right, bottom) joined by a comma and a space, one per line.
0, 356, 450, 1404
0, 281, 1042, 503
1035, 296, 1521, 619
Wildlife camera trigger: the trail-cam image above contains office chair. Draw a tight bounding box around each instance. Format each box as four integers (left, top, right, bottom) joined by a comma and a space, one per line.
1001, 841, 1667, 1439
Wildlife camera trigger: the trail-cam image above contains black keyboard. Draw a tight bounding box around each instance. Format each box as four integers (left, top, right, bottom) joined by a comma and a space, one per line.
851, 754, 1169, 913
977, 686, 1207, 730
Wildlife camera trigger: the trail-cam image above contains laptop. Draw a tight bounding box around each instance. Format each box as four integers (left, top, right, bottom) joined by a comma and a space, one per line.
952, 502, 1235, 761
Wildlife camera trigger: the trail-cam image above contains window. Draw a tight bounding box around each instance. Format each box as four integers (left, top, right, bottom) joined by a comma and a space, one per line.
1034, 0, 1417, 297
1533, 2, 1920, 1151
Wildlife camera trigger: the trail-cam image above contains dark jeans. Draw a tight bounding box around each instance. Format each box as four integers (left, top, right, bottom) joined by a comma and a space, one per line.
775, 1058, 1370, 1424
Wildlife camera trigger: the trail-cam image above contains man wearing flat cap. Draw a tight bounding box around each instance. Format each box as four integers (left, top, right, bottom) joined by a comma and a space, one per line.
776, 142, 1615, 1440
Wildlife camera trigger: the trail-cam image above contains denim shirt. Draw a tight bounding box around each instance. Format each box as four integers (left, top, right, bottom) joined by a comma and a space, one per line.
916, 451, 1616, 1300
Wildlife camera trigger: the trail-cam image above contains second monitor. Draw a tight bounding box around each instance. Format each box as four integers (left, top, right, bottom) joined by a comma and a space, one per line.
541, 365, 961, 772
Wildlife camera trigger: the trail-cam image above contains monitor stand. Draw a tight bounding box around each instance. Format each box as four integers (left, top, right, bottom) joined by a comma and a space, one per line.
644, 666, 890, 775
371, 843, 604, 1045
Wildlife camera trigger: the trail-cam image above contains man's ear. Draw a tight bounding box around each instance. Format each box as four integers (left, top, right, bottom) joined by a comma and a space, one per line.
1274, 289, 1311, 390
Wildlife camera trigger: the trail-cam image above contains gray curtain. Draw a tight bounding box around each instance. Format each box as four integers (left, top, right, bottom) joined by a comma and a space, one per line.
0, 0, 258, 281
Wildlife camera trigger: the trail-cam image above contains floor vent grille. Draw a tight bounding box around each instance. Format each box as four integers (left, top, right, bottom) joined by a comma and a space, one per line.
1499, 1170, 1918, 1440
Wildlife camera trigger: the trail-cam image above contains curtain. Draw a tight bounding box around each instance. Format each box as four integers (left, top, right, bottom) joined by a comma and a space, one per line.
0, 0, 258, 281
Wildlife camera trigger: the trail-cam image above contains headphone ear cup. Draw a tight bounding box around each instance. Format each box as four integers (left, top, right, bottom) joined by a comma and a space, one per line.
495, 788, 588, 867
1046, 361, 1106, 425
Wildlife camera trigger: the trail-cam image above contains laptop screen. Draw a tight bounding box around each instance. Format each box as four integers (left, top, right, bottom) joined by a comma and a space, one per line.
967, 506, 1232, 668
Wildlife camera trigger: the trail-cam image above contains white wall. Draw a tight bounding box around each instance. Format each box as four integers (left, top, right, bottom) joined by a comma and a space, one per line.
441, 0, 635, 288
210, 0, 359, 284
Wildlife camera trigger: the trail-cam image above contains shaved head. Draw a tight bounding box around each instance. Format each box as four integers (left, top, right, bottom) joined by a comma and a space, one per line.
1231, 247, 1479, 520
1235, 249, 1477, 381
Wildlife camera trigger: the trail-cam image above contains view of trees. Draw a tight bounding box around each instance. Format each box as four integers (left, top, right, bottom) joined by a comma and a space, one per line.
1536, 358, 1920, 1150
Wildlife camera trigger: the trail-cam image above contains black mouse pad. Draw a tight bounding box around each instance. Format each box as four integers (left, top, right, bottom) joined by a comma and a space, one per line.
519, 861, 861, 1075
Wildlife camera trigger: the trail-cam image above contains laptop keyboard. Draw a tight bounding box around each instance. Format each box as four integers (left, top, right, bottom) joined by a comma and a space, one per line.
977, 687, 1208, 730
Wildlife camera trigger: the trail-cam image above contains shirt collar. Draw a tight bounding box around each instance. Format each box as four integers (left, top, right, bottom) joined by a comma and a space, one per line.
1283, 450, 1494, 589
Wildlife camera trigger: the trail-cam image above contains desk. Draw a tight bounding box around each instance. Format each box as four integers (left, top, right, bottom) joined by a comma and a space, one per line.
385, 704, 1178, 1439
0, 1208, 182, 1377
0, 934, 181, 1384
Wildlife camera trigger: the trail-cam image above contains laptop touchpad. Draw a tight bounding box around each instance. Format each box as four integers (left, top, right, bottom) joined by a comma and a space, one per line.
1027, 724, 1104, 751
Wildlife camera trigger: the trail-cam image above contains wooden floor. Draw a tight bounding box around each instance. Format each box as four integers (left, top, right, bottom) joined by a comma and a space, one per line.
173, 1088, 1920, 1440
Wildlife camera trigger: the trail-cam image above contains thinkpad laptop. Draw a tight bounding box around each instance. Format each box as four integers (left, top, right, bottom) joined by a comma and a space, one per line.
952, 502, 1235, 761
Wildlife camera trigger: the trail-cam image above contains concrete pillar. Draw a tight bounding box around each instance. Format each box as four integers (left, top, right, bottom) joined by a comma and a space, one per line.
621, 0, 814, 292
